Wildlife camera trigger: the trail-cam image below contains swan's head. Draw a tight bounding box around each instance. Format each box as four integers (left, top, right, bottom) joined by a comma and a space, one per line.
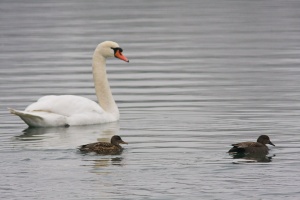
97, 41, 129, 62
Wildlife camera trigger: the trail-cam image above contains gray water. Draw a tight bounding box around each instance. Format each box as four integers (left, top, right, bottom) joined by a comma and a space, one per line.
1, 0, 300, 199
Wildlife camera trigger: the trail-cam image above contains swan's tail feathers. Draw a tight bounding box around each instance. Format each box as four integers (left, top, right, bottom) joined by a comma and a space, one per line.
9, 108, 44, 127
9, 108, 42, 119
8, 108, 67, 127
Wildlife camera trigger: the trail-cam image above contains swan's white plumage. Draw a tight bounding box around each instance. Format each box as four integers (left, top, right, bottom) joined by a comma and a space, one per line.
9, 41, 128, 127
26, 95, 104, 116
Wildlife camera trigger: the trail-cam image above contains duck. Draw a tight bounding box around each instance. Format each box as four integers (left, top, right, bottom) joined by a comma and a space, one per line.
79, 135, 128, 155
228, 135, 275, 154
9, 41, 129, 127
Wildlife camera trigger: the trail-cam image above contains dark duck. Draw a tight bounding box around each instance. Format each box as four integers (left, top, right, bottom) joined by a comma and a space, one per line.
79, 135, 128, 155
228, 135, 275, 155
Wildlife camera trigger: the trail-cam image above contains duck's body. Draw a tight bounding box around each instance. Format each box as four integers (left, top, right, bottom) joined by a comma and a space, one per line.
9, 41, 129, 127
79, 135, 127, 155
228, 135, 275, 154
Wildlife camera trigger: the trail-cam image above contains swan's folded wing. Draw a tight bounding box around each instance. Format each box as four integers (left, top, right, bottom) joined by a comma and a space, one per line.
25, 95, 104, 116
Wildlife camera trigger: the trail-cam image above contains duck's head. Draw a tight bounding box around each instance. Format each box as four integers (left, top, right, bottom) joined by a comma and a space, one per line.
257, 135, 275, 146
96, 41, 129, 62
111, 135, 128, 145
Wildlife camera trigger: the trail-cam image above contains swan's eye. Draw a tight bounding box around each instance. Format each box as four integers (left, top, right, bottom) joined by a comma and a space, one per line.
111, 47, 123, 54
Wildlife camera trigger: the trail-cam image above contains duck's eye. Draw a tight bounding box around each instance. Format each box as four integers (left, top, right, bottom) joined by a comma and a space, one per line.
116, 136, 121, 140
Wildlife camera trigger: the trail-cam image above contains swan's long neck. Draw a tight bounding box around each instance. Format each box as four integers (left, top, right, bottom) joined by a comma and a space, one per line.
92, 52, 119, 117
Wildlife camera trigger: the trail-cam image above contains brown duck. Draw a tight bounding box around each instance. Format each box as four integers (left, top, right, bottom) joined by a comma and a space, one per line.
228, 135, 275, 154
79, 135, 128, 155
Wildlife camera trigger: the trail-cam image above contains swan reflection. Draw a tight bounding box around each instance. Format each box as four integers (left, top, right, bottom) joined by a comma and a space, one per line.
14, 122, 120, 150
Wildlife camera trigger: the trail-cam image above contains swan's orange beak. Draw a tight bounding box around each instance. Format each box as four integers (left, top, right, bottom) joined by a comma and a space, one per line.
115, 49, 129, 62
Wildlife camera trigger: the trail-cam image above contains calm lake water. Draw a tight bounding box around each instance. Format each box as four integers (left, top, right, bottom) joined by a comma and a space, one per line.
1, 0, 300, 199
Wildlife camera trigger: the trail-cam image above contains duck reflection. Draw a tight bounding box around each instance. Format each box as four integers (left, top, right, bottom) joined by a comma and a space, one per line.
230, 153, 275, 163
83, 157, 124, 169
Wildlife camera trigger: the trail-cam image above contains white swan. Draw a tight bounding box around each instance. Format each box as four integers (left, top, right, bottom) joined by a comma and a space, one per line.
9, 41, 129, 127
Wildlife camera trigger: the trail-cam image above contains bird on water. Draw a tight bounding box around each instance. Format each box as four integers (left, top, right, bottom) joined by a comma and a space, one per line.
9, 41, 129, 127
228, 135, 275, 155
79, 135, 128, 155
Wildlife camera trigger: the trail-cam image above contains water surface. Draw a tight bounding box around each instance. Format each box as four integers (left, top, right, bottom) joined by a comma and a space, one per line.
1, 0, 300, 199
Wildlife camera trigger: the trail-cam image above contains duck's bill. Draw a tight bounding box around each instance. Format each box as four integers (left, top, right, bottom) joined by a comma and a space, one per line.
115, 50, 129, 62
120, 140, 128, 144
269, 141, 275, 146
